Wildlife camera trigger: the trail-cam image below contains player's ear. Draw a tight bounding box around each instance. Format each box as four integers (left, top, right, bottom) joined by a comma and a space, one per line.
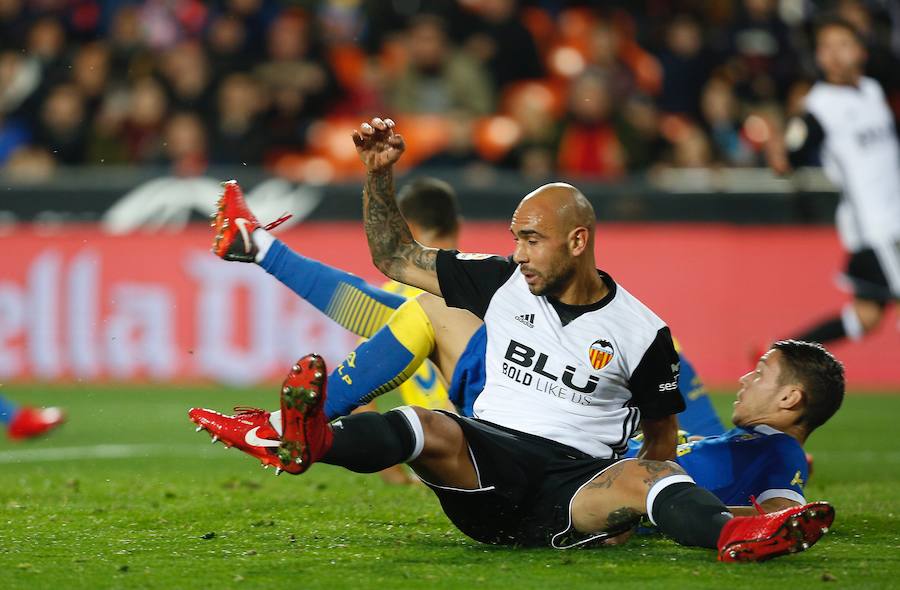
569, 226, 589, 256
779, 386, 805, 411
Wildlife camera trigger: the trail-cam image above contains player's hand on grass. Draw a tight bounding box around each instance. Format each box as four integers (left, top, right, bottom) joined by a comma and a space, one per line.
601, 527, 635, 546
352, 116, 405, 172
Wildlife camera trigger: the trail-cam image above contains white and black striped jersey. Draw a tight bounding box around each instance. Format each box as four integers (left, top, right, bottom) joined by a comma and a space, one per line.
787, 76, 900, 253
435, 250, 684, 459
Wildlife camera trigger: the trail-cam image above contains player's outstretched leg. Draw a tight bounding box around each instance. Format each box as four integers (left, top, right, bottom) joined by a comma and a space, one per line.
277, 354, 477, 486
190, 353, 472, 482
187, 354, 331, 475
570, 459, 834, 562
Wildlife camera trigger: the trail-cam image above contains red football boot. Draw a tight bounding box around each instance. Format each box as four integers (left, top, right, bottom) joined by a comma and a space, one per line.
718, 501, 835, 562
7, 406, 65, 440
277, 354, 334, 473
188, 406, 301, 475
210, 180, 291, 262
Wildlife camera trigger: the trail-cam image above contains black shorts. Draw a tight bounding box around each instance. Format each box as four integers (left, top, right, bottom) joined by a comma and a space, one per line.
843, 248, 896, 303
422, 412, 623, 549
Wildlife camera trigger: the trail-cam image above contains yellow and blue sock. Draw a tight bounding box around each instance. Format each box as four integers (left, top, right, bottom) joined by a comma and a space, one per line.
259, 239, 404, 339
0, 395, 19, 426
325, 298, 436, 419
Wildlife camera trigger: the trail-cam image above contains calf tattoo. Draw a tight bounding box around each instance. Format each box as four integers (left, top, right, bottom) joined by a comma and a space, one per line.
584, 462, 627, 490
606, 507, 642, 533
362, 169, 437, 281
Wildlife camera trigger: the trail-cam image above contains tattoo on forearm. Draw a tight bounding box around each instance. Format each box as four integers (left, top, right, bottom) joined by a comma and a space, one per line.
362, 169, 436, 280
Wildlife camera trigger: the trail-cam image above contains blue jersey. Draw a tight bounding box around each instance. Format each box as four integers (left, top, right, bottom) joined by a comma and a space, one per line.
626, 425, 808, 506
447, 325, 724, 436
673, 351, 724, 436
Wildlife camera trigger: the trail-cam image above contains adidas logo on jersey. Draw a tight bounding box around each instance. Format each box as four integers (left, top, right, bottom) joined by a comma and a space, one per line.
515, 313, 535, 328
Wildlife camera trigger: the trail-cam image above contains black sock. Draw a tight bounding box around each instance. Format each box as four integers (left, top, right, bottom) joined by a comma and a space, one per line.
792, 316, 845, 344
321, 410, 419, 473
650, 482, 733, 548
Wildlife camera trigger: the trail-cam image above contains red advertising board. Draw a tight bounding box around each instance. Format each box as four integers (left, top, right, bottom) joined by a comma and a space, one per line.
1, 222, 897, 388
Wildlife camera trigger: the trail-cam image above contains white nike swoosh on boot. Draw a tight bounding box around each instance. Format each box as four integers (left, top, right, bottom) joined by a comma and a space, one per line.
244, 426, 280, 447
235, 218, 253, 253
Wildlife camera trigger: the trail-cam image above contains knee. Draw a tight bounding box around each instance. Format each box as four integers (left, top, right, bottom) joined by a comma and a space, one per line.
409, 407, 459, 460
411, 406, 436, 433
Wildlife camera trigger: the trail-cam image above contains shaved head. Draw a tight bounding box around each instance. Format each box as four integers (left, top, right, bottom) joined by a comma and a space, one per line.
514, 182, 596, 245
510, 182, 601, 299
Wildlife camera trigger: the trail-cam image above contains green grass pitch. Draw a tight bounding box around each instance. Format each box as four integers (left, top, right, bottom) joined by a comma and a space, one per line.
0, 384, 898, 589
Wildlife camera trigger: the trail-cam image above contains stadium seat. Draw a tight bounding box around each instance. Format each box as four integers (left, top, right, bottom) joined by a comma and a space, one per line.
328, 44, 368, 92
379, 38, 409, 78
501, 79, 567, 120
271, 153, 336, 184
389, 114, 453, 169
473, 115, 522, 161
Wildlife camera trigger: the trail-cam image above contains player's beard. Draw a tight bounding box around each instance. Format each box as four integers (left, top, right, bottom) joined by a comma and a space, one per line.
525, 258, 576, 297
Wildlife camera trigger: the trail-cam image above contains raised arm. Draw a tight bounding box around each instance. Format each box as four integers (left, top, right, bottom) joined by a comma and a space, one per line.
352, 117, 442, 296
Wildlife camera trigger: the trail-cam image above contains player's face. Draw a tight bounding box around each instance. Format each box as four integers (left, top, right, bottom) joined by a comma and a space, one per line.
510, 207, 575, 296
816, 26, 865, 84
732, 349, 788, 426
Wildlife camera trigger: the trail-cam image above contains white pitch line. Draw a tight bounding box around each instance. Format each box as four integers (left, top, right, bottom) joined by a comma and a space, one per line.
0, 443, 226, 464
0, 445, 897, 465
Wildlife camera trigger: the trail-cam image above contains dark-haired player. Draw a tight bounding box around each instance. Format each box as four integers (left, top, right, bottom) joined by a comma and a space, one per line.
767, 16, 900, 344
627, 340, 844, 516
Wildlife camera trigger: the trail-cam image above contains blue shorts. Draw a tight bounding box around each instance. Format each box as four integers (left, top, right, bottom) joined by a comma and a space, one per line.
447, 325, 487, 417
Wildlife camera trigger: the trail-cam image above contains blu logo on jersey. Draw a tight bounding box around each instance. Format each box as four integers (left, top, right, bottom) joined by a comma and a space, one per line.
504, 340, 601, 393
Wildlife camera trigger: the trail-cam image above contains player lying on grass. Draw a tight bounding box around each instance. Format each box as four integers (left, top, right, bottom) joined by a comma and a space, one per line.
188, 117, 835, 561
624, 339, 842, 516
0, 393, 64, 441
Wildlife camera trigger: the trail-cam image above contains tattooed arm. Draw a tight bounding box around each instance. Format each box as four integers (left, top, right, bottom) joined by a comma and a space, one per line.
353, 117, 442, 295
363, 167, 442, 294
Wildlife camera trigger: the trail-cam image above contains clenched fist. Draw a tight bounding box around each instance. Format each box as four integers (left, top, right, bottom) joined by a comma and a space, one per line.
351, 116, 406, 172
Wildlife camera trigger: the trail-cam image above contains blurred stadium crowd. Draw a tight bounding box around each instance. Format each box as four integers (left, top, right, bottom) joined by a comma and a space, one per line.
1, 0, 899, 182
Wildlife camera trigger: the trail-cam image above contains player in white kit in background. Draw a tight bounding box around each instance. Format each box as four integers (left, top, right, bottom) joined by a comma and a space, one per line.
767, 16, 900, 345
